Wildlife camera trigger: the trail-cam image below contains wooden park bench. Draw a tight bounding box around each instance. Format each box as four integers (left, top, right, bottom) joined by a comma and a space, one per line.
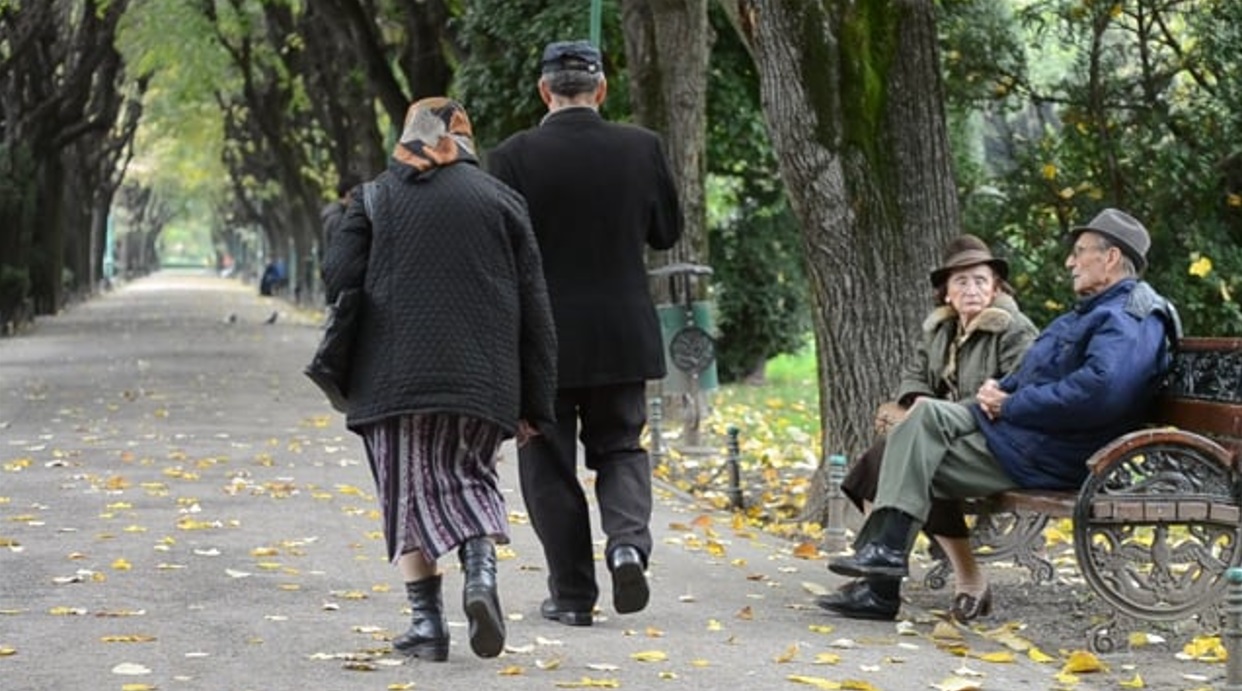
923, 337, 1242, 652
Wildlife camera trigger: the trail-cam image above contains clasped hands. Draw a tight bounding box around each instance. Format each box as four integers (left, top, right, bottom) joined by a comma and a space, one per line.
976, 378, 1009, 420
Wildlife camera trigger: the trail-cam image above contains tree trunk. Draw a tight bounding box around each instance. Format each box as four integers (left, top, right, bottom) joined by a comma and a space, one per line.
620, 0, 713, 447
728, 0, 960, 521
620, 0, 711, 270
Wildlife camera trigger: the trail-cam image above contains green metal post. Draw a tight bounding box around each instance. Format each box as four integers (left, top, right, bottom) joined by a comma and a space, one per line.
589, 0, 601, 47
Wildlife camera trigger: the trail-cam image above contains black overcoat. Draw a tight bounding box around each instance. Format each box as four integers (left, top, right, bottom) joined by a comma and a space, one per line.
486, 108, 683, 388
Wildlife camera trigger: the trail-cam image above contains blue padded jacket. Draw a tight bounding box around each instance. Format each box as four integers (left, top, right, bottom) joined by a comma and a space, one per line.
970, 279, 1178, 489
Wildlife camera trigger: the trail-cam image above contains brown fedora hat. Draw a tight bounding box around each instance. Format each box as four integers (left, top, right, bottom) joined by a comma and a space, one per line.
929, 235, 1009, 288
1069, 208, 1150, 273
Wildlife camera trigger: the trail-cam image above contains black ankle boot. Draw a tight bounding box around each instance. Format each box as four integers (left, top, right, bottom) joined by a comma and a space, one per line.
828, 509, 917, 578
394, 575, 449, 661
459, 537, 505, 658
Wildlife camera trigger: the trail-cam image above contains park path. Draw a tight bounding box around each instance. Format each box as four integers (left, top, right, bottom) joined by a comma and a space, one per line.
0, 271, 1128, 690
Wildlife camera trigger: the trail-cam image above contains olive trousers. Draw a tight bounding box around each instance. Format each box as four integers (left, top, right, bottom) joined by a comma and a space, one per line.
859, 399, 1020, 546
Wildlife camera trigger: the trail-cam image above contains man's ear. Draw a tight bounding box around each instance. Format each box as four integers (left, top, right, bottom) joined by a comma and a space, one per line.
594, 78, 608, 106
538, 78, 553, 106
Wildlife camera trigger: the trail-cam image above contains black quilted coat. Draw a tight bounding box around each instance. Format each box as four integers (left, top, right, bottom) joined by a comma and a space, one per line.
321, 159, 557, 436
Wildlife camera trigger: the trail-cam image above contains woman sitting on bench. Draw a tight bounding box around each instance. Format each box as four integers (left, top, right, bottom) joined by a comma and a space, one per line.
822, 235, 1038, 622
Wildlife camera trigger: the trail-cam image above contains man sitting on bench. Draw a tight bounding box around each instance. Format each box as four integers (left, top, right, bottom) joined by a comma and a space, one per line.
822, 208, 1180, 621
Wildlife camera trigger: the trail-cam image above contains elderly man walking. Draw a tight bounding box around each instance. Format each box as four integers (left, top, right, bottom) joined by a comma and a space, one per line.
487, 40, 683, 627
821, 209, 1180, 621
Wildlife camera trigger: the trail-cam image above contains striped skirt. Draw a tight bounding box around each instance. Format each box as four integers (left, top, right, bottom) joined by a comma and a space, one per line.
360, 414, 509, 563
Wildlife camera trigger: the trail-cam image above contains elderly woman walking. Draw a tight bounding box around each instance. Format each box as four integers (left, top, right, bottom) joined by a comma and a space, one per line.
322, 98, 557, 661
819, 235, 1038, 622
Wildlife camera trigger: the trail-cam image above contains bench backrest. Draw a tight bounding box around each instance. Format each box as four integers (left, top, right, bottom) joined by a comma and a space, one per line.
1155, 337, 1242, 457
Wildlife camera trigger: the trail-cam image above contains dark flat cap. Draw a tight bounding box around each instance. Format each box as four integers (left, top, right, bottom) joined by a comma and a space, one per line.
541, 40, 602, 74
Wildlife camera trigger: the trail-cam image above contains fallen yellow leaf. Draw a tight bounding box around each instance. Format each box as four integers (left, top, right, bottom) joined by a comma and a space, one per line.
974, 650, 1015, 663
812, 652, 841, 665
1060, 649, 1106, 674
774, 642, 799, 663
1119, 672, 1145, 688
792, 542, 820, 559
498, 665, 524, 676
49, 607, 87, 616
554, 677, 620, 688
0, 646, 15, 656
787, 675, 841, 689
1181, 634, 1227, 662
931, 621, 964, 641
101, 635, 157, 643
1028, 646, 1056, 663
111, 558, 132, 571
631, 650, 668, 662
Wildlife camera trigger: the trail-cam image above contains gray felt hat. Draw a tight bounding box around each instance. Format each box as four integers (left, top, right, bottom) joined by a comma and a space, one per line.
1070, 208, 1150, 272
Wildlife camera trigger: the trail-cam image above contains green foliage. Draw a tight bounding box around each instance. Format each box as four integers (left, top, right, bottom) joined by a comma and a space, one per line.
937, 0, 1026, 106
705, 6, 810, 382
710, 190, 810, 383
452, 0, 630, 148
118, 1, 233, 217
945, 0, 1242, 336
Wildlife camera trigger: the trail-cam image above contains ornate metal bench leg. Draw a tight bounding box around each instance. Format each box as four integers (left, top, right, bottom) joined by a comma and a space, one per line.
1087, 616, 1122, 654
923, 538, 952, 591
1074, 438, 1242, 651
957, 508, 1051, 587
1011, 541, 1056, 586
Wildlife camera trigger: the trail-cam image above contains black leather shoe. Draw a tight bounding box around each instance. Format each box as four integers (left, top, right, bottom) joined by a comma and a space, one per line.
607, 545, 649, 615
540, 598, 593, 627
814, 579, 870, 607
828, 542, 909, 579
815, 581, 900, 621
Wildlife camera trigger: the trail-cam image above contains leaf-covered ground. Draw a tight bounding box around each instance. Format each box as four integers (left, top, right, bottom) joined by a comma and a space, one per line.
652, 382, 1233, 691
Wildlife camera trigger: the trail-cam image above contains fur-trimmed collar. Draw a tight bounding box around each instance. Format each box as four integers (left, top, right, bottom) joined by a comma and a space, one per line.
922, 293, 1018, 336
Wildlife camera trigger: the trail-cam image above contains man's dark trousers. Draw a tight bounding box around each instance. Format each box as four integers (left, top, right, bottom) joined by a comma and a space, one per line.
517, 382, 653, 611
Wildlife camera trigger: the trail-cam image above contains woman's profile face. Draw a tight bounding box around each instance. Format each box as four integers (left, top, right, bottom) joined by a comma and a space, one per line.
945, 264, 999, 324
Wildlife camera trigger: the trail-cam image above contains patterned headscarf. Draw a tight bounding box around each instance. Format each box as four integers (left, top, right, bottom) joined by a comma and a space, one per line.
392, 97, 476, 172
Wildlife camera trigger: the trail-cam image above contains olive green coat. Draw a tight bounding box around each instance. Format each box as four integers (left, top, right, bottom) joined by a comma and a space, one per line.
895, 293, 1038, 407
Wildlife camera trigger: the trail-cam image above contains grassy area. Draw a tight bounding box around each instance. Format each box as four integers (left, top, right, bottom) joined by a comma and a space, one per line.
653, 339, 825, 541
713, 341, 821, 440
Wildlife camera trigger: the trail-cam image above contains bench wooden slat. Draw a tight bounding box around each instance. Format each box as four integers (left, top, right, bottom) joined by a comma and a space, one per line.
990, 489, 1074, 516
1178, 337, 1242, 352
1154, 398, 1242, 443
1088, 499, 1239, 525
